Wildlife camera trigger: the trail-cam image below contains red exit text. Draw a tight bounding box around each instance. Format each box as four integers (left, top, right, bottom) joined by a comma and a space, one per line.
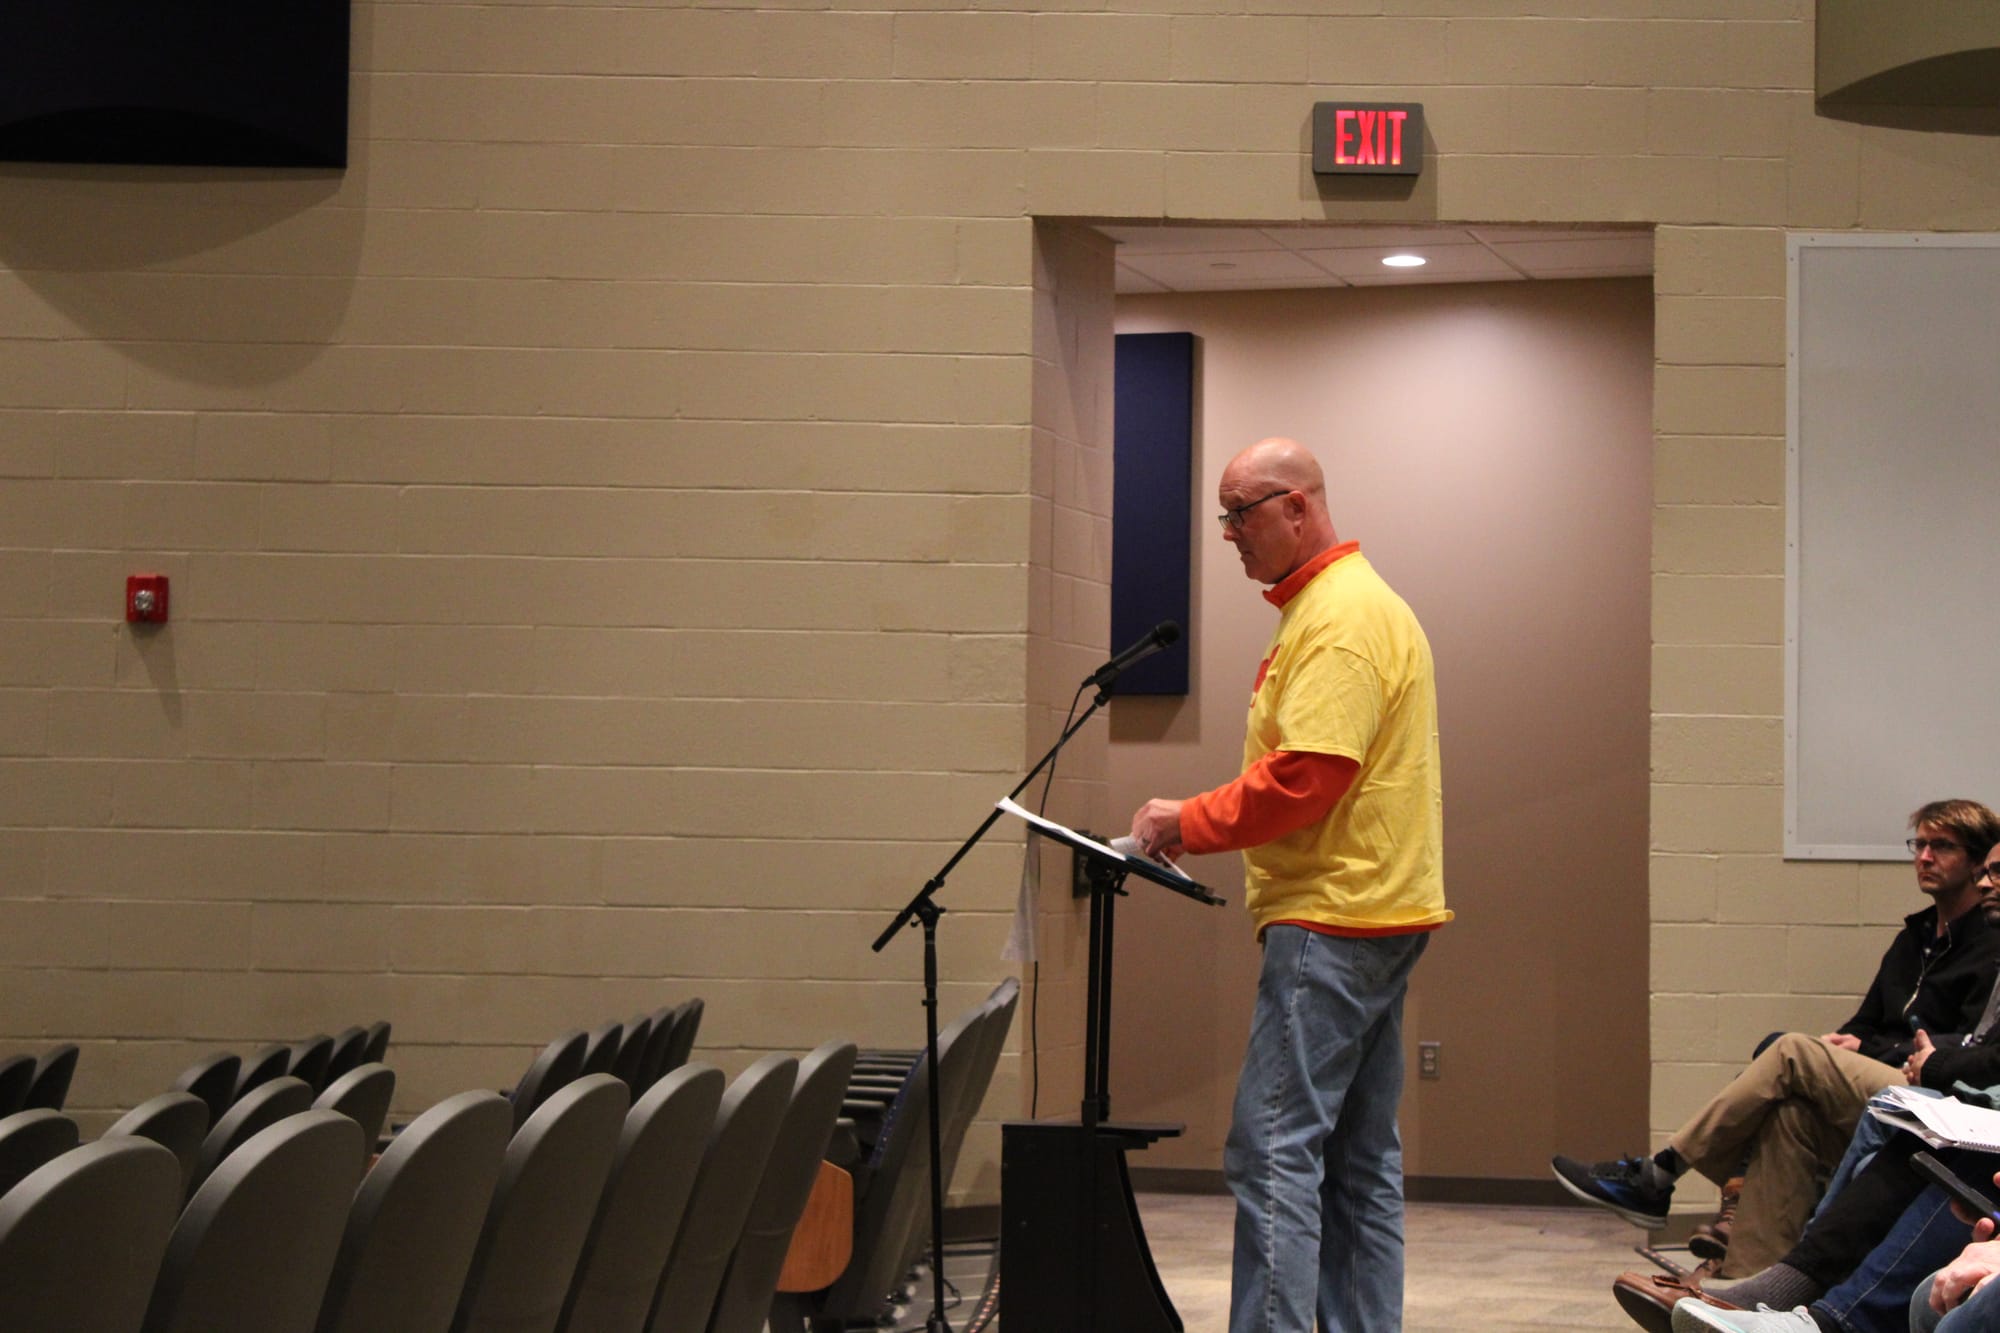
1312, 102, 1424, 177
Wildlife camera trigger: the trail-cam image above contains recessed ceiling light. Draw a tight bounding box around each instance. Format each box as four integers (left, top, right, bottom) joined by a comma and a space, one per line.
1381, 253, 1426, 268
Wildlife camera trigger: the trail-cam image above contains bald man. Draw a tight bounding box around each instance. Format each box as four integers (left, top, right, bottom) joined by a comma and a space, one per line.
1131, 437, 1448, 1333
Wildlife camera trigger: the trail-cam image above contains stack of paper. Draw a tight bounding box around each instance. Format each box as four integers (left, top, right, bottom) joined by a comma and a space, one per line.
1869, 1086, 2000, 1152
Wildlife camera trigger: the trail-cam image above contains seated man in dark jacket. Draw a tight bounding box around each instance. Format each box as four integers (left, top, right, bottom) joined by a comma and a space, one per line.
1627, 845, 2000, 1332
1555, 799, 2000, 1282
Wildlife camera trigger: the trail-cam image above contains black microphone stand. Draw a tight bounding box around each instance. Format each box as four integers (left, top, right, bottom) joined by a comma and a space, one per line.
872, 672, 1126, 1332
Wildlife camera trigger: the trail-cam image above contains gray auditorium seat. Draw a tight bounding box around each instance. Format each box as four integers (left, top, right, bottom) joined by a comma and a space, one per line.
637, 999, 705, 1092
770, 989, 1000, 1332
635, 1004, 681, 1093
24, 1042, 79, 1111
0, 1108, 80, 1198
706, 1040, 860, 1333
879, 984, 1016, 1294
0, 1054, 35, 1117
556, 1063, 726, 1333
645, 1053, 797, 1333
580, 1021, 624, 1080
234, 1043, 293, 1101
508, 1029, 589, 1132
171, 1053, 241, 1128
323, 1026, 369, 1088
314, 1063, 397, 1157
360, 1021, 392, 1067
452, 1073, 629, 1333
314, 1090, 514, 1333
105, 1092, 210, 1199
840, 988, 988, 1158
660, 998, 704, 1077
288, 1034, 337, 1093
187, 1075, 315, 1201
328, 1020, 372, 1072
609, 1015, 654, 1091
936, 978, 1019, 1200
143, 1111, 367, 1333
0, 1136, 181, 1333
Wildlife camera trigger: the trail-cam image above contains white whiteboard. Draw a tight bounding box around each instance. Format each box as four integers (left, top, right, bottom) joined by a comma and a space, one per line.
1787, 233, 2000, 859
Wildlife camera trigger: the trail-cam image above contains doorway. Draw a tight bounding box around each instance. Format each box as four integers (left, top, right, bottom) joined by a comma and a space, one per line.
1076, 221, 1655, 1192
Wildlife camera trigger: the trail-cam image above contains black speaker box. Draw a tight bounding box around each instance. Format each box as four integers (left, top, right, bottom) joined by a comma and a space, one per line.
0, 1, 350, 168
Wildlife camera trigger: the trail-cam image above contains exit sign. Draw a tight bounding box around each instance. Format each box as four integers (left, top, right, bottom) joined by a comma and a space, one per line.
1312, 102, 1424, 176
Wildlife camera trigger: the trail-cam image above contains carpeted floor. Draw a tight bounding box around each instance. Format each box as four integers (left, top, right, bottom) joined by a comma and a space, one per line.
1137, 1193, 1652, 1332
889, 1195, 1649, 1332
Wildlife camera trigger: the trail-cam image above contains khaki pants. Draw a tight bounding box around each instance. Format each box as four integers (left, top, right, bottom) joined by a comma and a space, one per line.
1668, 1031, 1903, 1277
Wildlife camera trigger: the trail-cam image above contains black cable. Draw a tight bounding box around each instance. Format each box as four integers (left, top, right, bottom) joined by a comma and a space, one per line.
1027, 679, 1089, 1122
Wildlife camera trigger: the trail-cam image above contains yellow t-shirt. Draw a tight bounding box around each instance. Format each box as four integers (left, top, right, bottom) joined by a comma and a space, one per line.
1241, 547, 1449, 935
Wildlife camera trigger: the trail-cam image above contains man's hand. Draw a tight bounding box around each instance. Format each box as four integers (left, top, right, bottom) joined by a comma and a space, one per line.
1907, 1030, 1936, 1084
1821, 1032, 1862, 1052
1130, 799, 1186, 861
1930, 1238, 2000, 1312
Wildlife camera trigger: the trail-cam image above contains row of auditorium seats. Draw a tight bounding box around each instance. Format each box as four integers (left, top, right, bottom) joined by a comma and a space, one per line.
506, 998, 703, 1131
0, 1032, 394, 1205
169, 1022, 392, 1129
2, 1064, 396, 1203
0, 981, 1017, 1332
0, 1037, 858, 1333
774, 977, 1020, 1332
0, 1044, 79, 1118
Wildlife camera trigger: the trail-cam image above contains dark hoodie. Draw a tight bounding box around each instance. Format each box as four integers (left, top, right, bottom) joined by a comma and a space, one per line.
1836, 902, 2000, 1070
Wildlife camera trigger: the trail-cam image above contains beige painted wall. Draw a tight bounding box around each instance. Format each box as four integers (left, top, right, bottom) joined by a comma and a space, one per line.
1104, 278, 1653, 1179
2, 0, 1999, 1204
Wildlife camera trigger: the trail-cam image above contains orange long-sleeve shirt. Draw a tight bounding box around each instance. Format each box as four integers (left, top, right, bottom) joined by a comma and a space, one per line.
1180, 748, 1358, 855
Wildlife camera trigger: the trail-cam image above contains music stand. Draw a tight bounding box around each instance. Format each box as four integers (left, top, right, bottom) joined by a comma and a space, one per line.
994, 802, 1223, 1333
994, 799, 1222, 1127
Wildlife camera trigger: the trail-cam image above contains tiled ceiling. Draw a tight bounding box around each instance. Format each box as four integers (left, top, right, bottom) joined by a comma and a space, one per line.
1102, 223, 1653, 294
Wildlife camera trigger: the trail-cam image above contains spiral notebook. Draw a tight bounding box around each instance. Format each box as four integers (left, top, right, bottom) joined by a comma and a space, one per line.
1868, 1086, 2000, 1153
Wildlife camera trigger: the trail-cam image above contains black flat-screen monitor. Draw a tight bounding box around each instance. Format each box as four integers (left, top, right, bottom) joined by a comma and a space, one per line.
0, 2, 349, 168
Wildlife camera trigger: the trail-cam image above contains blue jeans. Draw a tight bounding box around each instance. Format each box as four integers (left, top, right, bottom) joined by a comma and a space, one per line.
1813, 1089, 1944, 1225
1225, 926, 1429, 1333
1813, 1184, 1968, 1333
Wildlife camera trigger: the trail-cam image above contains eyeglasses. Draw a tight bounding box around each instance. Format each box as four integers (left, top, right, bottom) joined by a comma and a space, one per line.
1908, 837, 1967, 857
1978, 865, 2000, 886
1216, 490, 1293, 532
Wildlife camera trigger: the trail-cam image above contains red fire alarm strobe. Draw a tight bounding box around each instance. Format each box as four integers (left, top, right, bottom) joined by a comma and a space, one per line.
126, 574, 169, 624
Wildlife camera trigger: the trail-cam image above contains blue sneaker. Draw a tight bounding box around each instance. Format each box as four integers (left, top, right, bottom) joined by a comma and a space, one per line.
1550, 1153, 1672, 1228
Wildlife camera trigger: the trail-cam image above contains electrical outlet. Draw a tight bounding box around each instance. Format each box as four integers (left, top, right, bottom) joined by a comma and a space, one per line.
1417, 1041, 1441, 1080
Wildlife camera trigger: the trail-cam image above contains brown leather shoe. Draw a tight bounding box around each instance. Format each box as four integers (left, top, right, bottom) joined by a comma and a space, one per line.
1611, 1269, 1740, 1333
1687, 1176, 1743, 1262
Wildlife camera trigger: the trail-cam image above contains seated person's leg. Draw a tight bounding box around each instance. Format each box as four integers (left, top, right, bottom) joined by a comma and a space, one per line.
1676, 1207, 1974, 1333
1926, 1241, 2000, 1333
1709, 1135, 1939, 1310
1914, 1276, 1946, 1333
1813, 1090, 1942, 1225
1557, 1032, 1897, 1242
1726, 1097, 1861, 1277
1808, 1186, 1967, 1333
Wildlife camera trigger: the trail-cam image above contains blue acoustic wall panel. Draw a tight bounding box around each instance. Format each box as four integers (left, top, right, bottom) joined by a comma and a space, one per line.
1110, 332, 1196, 696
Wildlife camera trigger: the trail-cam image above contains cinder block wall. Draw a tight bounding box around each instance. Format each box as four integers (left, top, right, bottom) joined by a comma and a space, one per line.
4, 0, 2000, 1193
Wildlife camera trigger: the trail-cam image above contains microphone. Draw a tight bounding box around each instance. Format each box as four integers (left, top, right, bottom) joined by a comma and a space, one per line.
1088, 621, 1182, 689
